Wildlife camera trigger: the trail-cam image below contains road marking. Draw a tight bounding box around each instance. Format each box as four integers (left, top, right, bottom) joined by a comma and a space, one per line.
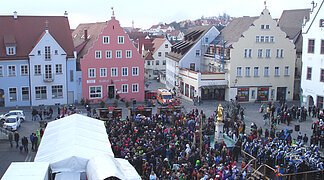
24, 153, 32, 162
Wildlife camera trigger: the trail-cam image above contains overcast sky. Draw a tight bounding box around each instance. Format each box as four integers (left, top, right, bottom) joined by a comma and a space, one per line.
1, 0, 315, 29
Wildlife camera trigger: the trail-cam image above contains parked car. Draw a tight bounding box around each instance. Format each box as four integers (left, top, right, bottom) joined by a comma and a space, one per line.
0, 110, 25, 122
3, 115, 21, 131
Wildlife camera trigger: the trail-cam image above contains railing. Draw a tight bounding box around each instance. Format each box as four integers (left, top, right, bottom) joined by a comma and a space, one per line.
244, 150, 324, 180
0, 127, 10, 140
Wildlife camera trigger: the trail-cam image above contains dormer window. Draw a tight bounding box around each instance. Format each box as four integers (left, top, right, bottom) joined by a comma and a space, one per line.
6, 47, 16, 55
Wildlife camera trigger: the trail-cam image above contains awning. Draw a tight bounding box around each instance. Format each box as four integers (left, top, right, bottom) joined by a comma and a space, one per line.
201, 85, 228, 89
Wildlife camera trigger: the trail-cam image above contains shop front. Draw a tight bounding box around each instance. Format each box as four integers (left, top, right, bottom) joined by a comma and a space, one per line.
257, 87, 269, 101
237, 88, 249, 102
201, 86, 225, 100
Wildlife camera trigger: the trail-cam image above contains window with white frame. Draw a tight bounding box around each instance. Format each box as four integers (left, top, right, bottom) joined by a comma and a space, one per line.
103, 36, 110, 44
147, 61, 150, 65
111, 67, 118, 77
21, 87, 29, 101
126, 50, 132, 58
100, 68, 107, 77
34, 65, 41, 75
55, 64, 62, 74
165, 44, 168, 48
244, 49, 252, 58
0, 66, 3, 77
6, 47, 16, 55
265, 36, 269, 42
236, 67, 242, 77
264, 67, 269, 77
260, 36, 265, 42
132, 67, 139, 76
52, 85, 63, 99
106, 50, 112, 59
132, 84, 139, 92
8, 65, 16, 76
45, 65, 52, 79
118, 36, 124, 44
89, 86, 102, 99
35, 86, 47, 99
95, 50, 102, 59
257, 49, 263, 58
245, 67, 250, 77
276, 49, 284, 58
9, 87, 17, 101
122, 67, 128, 76
284, 66, 289, 76
254, 67, 259, 77
20, 65, 28, 76
55, 50, 58, 55
195, 50, 200, 56
45, 46, 51, 60
121, 84, 128, 93
163, 60, 166, 65
156, 60, 160, 65
116, 50, 122, 58
270, 36, 274, 42
88, 68, 96, 78
165, 52, 168, 56
265, 49, 271, 58
158, 52, 162, 57
256, 36, 260, 42
275, 67, 280, 76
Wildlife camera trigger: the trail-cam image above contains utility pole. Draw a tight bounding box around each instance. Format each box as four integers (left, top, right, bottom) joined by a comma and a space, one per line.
199, 113, 203, 156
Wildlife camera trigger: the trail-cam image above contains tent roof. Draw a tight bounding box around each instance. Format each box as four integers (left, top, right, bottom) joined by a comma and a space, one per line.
2, 162, 49, 180
86, 154, 141, 180
34, 114, 114, 173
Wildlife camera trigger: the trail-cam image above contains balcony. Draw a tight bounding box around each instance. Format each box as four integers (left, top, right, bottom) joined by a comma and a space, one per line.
43, 73, 54, 82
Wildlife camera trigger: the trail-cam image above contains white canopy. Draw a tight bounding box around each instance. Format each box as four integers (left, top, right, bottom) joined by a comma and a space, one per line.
34, 114, 114, 173
2, 162, 49, 180
86, 154, 141, 180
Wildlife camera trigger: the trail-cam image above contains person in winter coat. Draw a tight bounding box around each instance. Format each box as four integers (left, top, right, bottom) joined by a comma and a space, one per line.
21, 136, 28, 153
14, 131, 20, 148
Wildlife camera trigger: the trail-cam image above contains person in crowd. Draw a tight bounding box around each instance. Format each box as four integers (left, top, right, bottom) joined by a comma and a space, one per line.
21, 136, 28, 153
8, 132, 13, 148
14, 131, 20, 148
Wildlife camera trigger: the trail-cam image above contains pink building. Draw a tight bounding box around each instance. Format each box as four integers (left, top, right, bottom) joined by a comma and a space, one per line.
73, 14, 144, 103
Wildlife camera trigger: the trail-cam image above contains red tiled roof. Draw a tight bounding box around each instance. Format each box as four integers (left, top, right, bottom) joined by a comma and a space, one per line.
0, 15, 75, 60
138, 38, 154, 54
144, 51, 154, 60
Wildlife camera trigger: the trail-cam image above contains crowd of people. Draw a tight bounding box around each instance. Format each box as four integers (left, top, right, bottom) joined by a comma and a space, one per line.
106, 107, 250, 179
8, 128, 44, 153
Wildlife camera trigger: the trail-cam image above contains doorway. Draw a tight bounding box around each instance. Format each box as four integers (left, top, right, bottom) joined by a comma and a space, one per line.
0, 89, 4, 107
276, 87, 287, 102
107, 85, 115, 99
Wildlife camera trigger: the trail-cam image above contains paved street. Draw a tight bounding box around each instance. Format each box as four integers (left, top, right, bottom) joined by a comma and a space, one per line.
0, 81, 318, 178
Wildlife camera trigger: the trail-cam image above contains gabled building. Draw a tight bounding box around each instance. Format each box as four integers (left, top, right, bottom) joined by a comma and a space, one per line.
166, 25, 222, 101
73, 12, 145, 103
0, 12, 78, 107
278, 8, 310, 101
301, 0, 324, 109
218, 7, 296, 102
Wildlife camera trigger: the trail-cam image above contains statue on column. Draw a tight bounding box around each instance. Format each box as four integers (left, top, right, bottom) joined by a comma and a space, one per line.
217, 104, 223, 122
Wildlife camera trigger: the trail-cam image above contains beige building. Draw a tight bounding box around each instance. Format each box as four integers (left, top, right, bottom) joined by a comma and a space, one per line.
218, 7, 296, 102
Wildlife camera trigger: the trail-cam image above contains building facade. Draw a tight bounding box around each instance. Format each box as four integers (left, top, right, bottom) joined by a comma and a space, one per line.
166, 25, 222, 101
301, 0, 324, 109
77, 14, 144, 103
0, 13, 78, 107
221, 8, 296, 102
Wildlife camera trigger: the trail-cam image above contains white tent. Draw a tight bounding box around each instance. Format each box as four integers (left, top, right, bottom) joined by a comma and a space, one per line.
2, 162, 49, 180
86, 154, 141, 180
34, 114, 114, 173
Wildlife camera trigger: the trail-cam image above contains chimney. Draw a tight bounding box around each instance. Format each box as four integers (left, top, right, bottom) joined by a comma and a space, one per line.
13, 11, 17, 19
64, 11, 68, 17
84, 29, 88, 41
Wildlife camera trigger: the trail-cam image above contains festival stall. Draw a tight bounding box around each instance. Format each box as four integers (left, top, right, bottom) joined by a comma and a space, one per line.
2, 162, 50, 180
34, 114, 114, 174
86, 154, 141, 180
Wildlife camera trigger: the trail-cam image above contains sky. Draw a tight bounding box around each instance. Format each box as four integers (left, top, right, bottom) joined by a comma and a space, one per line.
1, 0, 315, 29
